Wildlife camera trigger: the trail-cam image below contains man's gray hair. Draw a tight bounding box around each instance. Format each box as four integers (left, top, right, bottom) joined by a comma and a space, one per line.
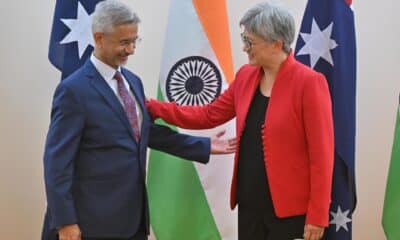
92, 0, 140, 33
240, 1, 295, 53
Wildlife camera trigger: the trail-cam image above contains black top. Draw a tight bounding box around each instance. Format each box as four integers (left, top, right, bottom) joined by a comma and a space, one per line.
237, 88, 274, 214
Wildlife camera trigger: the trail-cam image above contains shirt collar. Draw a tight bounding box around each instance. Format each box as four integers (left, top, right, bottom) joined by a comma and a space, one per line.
90, 54, 122, 82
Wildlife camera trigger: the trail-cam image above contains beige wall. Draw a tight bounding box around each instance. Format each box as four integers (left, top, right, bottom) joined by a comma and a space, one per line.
0, 0, 398, 239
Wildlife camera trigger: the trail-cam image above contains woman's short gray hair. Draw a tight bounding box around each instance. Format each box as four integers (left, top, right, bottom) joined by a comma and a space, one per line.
240, 1, 295, 53
92, 0, 140, 33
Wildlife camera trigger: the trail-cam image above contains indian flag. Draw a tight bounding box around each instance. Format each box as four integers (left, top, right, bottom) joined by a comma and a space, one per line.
382, 98, 400, 240
147, 0, 237, 239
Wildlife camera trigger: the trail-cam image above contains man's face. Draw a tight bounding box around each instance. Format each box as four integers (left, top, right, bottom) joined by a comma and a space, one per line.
94, 23, 139, 69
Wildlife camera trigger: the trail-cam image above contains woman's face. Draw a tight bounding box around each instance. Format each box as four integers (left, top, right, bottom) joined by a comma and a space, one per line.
241, 30, 276, 67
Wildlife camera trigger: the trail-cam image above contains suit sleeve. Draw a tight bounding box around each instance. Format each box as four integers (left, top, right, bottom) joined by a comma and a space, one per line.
146, 78, 238, 129
127, 71, 211, 164
302, 73, 334, 226
148, 123, 210, 164
43, 83, 85, 229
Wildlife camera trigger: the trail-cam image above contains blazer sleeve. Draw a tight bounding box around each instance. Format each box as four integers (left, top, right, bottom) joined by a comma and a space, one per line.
302, 73, 334, 226
148, 123, 210, 164
43, 83, 85, 229
146, 79, 238, 129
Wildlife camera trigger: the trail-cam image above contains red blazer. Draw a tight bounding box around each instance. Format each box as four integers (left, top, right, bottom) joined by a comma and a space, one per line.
147, 52, 334, 226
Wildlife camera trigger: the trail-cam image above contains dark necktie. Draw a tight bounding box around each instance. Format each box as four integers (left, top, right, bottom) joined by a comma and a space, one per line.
114, 71, 140, 142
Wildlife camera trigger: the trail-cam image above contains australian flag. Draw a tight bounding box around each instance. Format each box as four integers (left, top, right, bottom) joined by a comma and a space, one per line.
295, 0, 357, 239
49, 0, 102, 80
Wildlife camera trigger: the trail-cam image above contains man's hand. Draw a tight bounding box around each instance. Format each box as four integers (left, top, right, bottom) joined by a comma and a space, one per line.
58, 224, 81, 240
303, 224, 324, 240
210, 130, 236, 154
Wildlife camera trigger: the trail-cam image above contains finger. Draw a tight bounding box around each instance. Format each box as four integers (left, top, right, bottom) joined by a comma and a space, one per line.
314, 229, 324, 240
228, 143, 236, 150
215, 129, 226, 138
225, 148, 235, 153
307, 228, 322, 240
227, 139, 236, 146
227, 146, 236, 151
71, 233, 81, 240
59, 233, 68, 240
317, 229, 324, 239
319, 230, 324, 239
303, 229, 311, 240
308, 232, 315, 240
311, 231, 320, 240
228, 138, 237, 145
303, 232, 310, 240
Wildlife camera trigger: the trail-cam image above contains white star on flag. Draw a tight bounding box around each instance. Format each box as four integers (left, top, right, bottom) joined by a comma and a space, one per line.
60, 1, 94, 59
296, 18, 338, 69
329, 205, 352, 232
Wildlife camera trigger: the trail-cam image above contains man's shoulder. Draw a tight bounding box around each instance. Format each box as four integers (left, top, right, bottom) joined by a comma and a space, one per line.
61, 62, 93, 88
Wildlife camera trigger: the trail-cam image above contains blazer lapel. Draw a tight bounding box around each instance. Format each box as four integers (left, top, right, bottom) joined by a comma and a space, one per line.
84, 61, 136, 141
237, 67, 263, 131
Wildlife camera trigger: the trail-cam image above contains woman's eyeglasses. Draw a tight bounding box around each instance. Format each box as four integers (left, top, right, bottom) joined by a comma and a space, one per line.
241, 32, 254, 49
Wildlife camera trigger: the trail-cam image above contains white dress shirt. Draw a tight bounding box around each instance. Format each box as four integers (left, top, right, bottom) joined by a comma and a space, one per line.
90, 54, 143, 129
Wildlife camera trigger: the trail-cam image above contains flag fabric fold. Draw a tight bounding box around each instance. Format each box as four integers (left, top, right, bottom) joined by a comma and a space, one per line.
147, 0, 236, 239
295, 0, 357, 239
382, 96, 400, 240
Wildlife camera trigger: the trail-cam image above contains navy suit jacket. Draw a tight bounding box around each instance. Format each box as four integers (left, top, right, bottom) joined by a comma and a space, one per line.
42, 60, 210, 239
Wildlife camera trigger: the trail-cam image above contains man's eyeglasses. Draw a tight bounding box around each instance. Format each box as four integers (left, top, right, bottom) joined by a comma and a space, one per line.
119, 36, 142, 47
241, 33, 254, 49
133, 36, 142, 45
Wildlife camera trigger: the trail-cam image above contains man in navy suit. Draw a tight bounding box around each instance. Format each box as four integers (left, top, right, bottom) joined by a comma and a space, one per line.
42, 1, 235, 239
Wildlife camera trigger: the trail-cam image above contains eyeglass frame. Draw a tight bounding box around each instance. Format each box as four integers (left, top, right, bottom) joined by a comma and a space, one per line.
119, 36, 142, 48
241, 32, 274, 50
240, 32, 254, 50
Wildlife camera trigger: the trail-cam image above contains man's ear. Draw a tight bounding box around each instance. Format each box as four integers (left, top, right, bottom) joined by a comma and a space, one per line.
93, 32, 103, 47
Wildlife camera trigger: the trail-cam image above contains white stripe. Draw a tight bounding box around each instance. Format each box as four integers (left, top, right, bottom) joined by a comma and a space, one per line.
159, 0, 237, 239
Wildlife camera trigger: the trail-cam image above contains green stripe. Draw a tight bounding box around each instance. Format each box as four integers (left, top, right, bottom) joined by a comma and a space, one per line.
147, 86, 221, 240
383, 106, 400, 240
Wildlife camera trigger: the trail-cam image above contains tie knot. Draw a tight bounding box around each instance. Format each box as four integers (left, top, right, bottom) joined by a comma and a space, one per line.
114, 71, 123, 82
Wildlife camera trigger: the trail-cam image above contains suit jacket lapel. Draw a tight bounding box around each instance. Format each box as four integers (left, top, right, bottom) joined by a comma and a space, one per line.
121, 68, 148, 139
121, 69, 150, 175
84, 61, 136, 141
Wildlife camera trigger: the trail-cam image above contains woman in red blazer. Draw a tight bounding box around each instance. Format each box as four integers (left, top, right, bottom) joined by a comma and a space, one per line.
147, 2, 334, 240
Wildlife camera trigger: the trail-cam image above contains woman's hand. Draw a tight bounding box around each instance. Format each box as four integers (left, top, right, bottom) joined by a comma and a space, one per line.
303, 224, 324, 240
210, 129, 236, 154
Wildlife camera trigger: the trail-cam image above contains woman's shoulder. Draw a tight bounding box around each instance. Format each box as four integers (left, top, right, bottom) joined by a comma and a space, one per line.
290, 61, 328, 94
235, 64, 261, 82
291, 60, 324, 80
236, 64, 259, 74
